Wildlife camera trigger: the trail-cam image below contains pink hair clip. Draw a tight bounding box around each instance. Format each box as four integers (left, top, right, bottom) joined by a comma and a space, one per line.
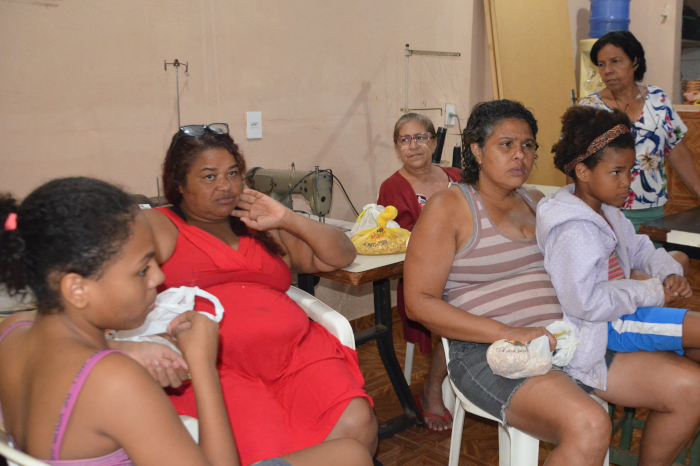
4, 213, 17, 231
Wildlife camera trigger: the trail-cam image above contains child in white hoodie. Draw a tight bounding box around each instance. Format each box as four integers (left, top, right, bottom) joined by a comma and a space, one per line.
536, 106, 697, 390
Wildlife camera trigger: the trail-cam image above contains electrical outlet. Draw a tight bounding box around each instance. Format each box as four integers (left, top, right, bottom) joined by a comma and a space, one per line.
247, 111, 262, 139
445, 104, 456, 126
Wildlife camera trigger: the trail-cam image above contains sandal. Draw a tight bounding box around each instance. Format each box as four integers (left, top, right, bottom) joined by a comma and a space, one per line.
414, 394, 452, 432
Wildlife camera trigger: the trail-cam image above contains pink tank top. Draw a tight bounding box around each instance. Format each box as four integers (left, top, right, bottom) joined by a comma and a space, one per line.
0, 321, 133, 466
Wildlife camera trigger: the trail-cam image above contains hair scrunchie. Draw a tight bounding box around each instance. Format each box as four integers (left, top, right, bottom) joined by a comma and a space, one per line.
4, 213, 17, 231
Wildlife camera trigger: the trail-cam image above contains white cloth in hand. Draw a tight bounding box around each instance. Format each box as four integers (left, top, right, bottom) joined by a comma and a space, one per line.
112, 286, 224, 353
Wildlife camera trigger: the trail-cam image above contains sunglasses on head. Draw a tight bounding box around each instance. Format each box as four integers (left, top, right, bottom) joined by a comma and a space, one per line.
179, 123, 229, 137
172, 123, 230, 148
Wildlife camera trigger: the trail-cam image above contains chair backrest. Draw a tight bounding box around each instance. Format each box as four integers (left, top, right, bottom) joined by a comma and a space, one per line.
442, 337, 451, 366
285, 286, 355, 350
0, 430, 49, 466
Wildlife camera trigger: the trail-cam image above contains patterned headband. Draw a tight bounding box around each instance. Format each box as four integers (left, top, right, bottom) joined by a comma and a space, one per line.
563, 124, 631, 175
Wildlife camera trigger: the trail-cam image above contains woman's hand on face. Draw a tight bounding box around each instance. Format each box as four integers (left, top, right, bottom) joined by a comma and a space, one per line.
501, 326, 557, 351
167, 311, 220, 367
231, 188, 290, 231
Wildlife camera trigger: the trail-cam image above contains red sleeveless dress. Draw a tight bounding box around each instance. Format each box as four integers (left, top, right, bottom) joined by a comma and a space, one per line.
157, 208, 371, 466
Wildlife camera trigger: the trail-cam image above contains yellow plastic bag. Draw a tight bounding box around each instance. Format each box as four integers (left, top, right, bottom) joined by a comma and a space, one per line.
351, 206, 410, 255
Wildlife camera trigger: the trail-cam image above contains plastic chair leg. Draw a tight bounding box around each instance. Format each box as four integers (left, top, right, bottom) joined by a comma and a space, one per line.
448, 399, 466, 466
404, 342, 415, 384
498, 425, 511, 466
442, 376, 456, 417
507, 427, 540, 466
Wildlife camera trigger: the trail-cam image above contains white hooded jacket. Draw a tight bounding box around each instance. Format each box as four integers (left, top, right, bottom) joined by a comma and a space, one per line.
536, 185, 681, 390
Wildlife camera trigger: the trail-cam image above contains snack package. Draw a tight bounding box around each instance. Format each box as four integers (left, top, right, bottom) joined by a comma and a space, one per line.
351, 206, 410, 255
486, 335, 552, 379
350, 204, 400, 236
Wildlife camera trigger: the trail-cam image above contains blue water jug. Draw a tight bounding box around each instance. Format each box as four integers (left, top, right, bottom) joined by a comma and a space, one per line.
589, 0, 631, 38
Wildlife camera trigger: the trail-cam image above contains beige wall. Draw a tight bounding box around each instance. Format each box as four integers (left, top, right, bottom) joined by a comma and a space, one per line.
0, 0, 491, 316
568, 0, 683, 102
0, 0, 490, 218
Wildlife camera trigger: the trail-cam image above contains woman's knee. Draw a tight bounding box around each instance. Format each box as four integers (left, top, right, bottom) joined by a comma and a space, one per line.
558, 401, 611, 454
337, 398, 378, 437
658, 364, 700, 413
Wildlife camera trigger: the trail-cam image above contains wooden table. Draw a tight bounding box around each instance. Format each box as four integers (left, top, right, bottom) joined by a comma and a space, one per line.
298, 253, 424, 439
639, 206, 700, 259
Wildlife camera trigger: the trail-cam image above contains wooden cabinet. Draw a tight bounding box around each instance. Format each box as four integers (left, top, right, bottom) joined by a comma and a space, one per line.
667, 110, 700, 214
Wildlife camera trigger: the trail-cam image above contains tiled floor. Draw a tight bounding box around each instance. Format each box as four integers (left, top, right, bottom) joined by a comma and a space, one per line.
354, 257, 700, 466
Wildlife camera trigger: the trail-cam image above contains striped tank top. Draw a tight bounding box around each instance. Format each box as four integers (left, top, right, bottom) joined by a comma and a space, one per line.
443, 184, 563, 328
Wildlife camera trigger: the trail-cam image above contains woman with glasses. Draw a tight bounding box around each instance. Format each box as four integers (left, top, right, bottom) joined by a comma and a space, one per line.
140, 124, 377, 465
377, 113, 461, 431
403, 99, 700, 465
579, 30, 700, 230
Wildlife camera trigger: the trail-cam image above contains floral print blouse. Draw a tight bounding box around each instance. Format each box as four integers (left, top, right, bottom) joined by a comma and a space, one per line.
578, 85, 687, 209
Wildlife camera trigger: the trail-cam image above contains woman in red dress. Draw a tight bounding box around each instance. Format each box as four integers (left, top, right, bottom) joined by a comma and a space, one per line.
377, 113, 461, 431
142, 124, 377, 466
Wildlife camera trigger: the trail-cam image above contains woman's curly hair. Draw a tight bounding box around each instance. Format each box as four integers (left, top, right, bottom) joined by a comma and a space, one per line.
461, 100, 538, 184
162, 129, 285, 257
0, 177, 137, 314
552, 106, 635, 177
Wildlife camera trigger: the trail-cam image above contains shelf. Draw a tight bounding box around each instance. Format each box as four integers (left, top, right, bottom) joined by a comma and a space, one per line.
682, 39, 700, 48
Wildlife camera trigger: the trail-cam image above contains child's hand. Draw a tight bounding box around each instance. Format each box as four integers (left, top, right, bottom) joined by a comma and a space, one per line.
166, 311, 220, 367
663, 274, 693, 299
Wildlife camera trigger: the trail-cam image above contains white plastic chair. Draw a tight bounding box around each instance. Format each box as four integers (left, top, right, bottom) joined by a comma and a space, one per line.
441, 337, 610, 466
286, 285, 355, 349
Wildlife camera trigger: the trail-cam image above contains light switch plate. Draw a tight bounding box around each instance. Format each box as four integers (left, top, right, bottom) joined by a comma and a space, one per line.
247, 111, 262, 139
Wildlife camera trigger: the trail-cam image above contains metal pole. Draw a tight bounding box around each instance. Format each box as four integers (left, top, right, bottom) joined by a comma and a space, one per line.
404, 45, 410, 114
175, 66, 181, 128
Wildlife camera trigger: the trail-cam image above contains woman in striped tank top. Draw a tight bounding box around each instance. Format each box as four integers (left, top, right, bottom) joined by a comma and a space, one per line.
403, 100, 700, 466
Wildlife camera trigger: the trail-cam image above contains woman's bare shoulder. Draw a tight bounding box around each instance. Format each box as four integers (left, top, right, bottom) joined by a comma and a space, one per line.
417, 184, 473, 239
427, 183, 467, 206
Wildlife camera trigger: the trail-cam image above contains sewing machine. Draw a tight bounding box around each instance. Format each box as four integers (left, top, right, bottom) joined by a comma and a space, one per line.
247, 166, 333, 220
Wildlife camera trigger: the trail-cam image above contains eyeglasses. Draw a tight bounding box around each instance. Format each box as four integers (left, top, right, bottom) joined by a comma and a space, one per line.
395, 132, 433, 147
179, 123, 229, 137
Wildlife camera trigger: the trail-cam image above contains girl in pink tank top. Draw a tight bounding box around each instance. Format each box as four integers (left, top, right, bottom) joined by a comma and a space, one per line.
0, 176, 373, 466
0, 178, 237, 466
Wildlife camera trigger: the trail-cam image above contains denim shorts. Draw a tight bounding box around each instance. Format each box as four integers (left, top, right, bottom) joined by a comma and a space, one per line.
254, 459, 292, 466
448, 341, 616, 426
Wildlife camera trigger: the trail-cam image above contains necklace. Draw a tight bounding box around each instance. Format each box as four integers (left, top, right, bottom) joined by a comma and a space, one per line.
611, 86, 643, 115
